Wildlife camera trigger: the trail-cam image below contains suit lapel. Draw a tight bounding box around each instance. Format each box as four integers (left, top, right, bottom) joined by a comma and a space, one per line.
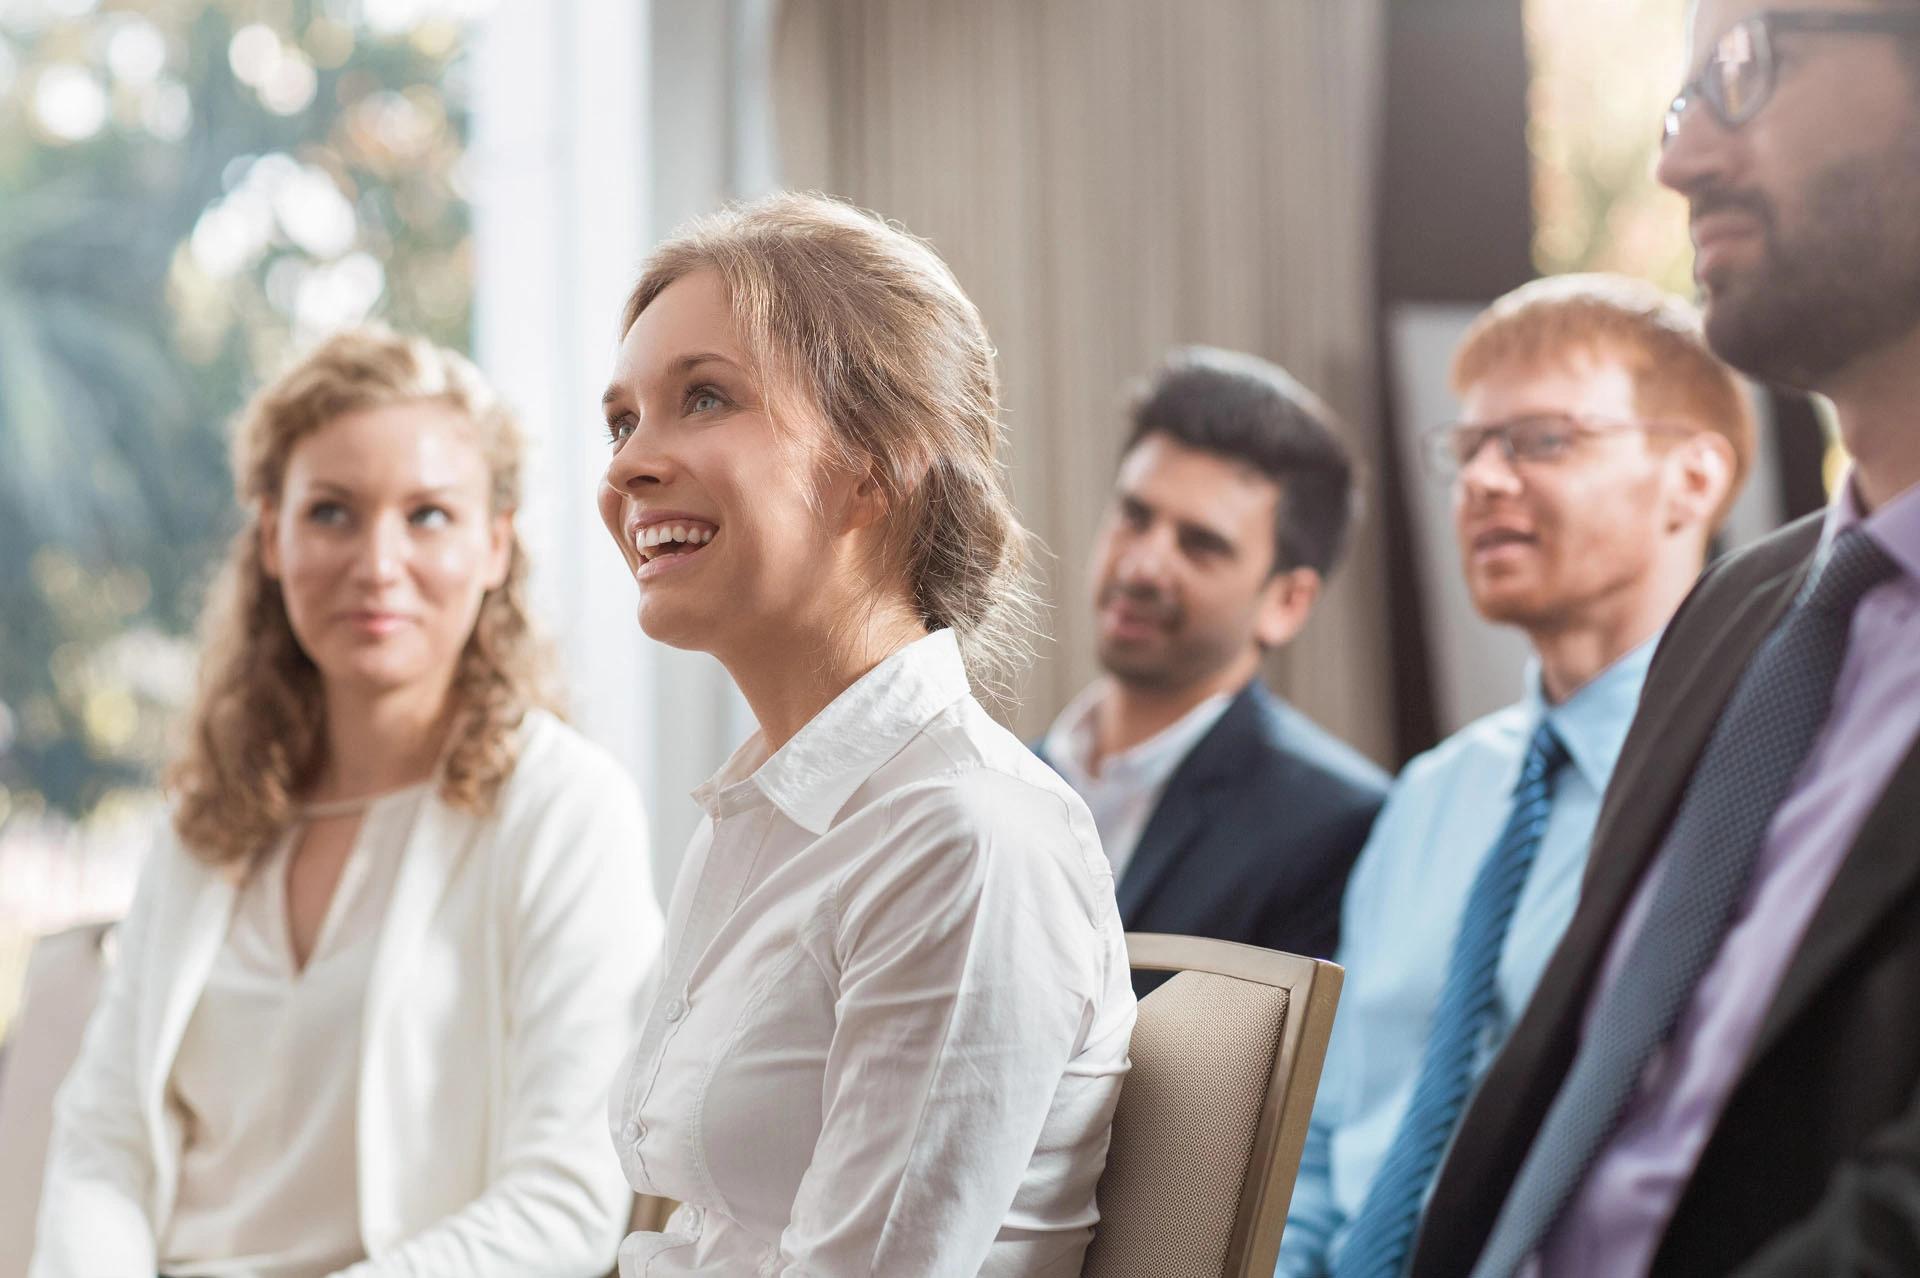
142, 862, 236, 1153
1114, 683, 1258, 928
1116, 782, 1214, 927
1571, 555, 1811, 930
361, 792, 482, 1063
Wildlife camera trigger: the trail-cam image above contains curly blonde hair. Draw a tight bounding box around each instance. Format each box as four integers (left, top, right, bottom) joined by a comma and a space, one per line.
169, 326, 553, 866
623, 191, 1040, 699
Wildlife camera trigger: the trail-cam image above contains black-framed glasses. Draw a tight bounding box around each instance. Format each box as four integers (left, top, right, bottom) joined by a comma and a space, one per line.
1663, 9, 1920, 147
1422, 413, 1695, 480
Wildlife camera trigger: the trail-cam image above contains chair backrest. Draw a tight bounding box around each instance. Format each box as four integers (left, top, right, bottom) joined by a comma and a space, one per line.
0, 921, 116, 1278
1080, 933, 1342, 1278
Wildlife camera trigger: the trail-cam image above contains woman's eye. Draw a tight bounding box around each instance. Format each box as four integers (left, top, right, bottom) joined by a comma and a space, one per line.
686, 386, 725, 414
606, 417, 636, 446
308, 501, 348, 526
410, 506, 451, 529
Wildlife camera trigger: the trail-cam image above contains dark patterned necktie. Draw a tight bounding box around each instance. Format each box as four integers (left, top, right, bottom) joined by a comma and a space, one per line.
1470, 526, 1901, 1278
1334, 721, 1570, 1278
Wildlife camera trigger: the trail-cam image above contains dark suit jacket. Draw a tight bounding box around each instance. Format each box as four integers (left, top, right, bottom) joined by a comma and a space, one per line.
1038, 679, 1387, 989
1411, 513, 1920, 1278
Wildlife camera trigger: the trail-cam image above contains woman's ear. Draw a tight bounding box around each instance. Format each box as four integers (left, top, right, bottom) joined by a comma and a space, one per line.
484, 509, 515, 591
843, 463, 893, 534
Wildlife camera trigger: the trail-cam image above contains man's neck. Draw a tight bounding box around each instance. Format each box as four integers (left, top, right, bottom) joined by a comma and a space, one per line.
1826, 328, 1920, 512
1527, 566, 1696, 705
1092, 656, 1256, 771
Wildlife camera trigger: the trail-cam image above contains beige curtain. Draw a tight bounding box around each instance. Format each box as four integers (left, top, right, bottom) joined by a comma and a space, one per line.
773, 0, 1393, 763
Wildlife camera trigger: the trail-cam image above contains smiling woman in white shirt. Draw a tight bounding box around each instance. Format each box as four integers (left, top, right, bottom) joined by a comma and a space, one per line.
31, 328, 663, 1278
596, 192, 1137, 1277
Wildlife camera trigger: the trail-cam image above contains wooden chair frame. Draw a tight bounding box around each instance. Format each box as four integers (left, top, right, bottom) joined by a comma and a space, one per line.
1119, 932, 1344, 1277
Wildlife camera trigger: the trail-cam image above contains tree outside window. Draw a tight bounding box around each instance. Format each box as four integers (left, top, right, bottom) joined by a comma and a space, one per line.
0, 0, 475, 1033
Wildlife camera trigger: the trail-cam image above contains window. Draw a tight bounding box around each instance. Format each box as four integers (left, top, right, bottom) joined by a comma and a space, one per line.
0, 0, 478, 1034
1526, 0, 1692, 293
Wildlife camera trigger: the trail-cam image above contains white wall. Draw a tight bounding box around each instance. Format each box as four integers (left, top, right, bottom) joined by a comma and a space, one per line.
470, 0, 774, 898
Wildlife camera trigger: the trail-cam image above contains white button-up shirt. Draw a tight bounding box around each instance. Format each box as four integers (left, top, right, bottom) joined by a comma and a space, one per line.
609, 630, 1136, 1277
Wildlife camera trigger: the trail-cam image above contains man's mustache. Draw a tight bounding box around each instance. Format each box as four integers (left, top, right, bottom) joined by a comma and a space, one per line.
1689, 185, 1775, 235
1098, 580, 1179, 625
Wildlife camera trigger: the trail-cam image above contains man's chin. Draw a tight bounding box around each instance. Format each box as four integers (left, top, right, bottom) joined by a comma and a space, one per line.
1096, 640, 1179, 688
1468, 588, 1549, 630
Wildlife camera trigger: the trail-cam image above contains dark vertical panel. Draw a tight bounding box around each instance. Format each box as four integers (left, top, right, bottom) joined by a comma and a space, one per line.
1375, 0, 1534, 763
1766, 390, 1833, 521
1378, 0, 1535, 304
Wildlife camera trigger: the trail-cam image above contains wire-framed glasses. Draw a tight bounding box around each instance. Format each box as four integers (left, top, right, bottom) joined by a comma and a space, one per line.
1663, 9, 1920, 147
1422, 413, 1695, 480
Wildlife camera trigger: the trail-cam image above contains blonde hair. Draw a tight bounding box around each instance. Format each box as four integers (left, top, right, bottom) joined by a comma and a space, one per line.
622, 191, 1039, 697
169, 326, 552, 866
1451, 273, 1756, 527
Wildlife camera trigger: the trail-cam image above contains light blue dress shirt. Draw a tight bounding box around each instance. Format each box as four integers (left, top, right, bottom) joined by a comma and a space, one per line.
1275, 639, 1656, 1278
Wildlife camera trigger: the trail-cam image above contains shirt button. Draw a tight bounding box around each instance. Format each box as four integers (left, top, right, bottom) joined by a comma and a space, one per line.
620, 1120, 643, 1143
665, 997, 687, 1022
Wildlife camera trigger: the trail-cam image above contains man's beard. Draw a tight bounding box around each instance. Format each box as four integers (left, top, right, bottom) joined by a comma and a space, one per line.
1093, 580, 1243, 692
1696, 143, 1920, 389
1094, 581, 1183, 687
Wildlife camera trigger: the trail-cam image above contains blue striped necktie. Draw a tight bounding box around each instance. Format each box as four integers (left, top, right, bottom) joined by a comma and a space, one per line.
1470, 526, 1902, 1278
1332, 720, 1571, 1278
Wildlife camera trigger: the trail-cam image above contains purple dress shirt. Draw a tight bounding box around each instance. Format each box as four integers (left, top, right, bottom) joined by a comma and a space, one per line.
1536, 474, 1920, 1276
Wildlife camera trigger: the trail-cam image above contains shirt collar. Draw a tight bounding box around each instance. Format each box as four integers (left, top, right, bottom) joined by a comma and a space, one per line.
692, 629, 973, 836
1042, 680, 1235, 792
1522, 635, 1659, 793
1818, 465, 1920, 586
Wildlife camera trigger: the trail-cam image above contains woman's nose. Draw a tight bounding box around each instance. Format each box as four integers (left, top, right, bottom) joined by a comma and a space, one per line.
353, 513, 407, 583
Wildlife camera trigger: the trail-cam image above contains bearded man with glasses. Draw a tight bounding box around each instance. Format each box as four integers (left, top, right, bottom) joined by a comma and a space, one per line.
1276, 272, 1748, 1278
1407, 4, 1920, 1277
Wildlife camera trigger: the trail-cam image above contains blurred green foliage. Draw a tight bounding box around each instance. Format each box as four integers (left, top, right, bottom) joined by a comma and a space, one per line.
0, 0, 473, 820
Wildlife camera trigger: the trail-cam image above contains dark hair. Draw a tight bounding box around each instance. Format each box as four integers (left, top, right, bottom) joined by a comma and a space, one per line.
1123, 346, 1358, 577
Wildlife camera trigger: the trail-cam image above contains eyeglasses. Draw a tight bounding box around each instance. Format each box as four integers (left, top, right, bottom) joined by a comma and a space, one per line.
1663, 9, 1920, 147
1422, 413, 1694, 480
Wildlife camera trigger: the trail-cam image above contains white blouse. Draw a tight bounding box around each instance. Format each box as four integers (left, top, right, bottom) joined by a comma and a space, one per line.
34, 710, 659, 1278
609, 630, 1137, 1277
160, 786, 423, 1277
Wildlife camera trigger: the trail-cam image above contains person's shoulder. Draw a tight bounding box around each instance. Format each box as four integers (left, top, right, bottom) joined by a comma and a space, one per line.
487, 708, 645, 837
503, 709, 635, 797
1687, 512, 1824, 614
1650, 512, 1826, 672
138, 815, 229, 897
883, 696, 1087, 812
1346, 704, 1529, 874
1395, 699, 1533, 794
1240, 683, 1391, 801
857, 700, 1110, 884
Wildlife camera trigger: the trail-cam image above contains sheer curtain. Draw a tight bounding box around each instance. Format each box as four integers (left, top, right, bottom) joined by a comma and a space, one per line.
772, 0, 1394, 760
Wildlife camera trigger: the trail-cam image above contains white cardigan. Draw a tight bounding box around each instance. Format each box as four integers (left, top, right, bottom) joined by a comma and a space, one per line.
31, 711, 662, 1278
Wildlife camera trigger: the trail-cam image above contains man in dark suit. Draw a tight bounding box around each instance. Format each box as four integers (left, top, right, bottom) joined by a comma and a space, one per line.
1407, 3, 1920, 1275
1036, 347, 1387, 978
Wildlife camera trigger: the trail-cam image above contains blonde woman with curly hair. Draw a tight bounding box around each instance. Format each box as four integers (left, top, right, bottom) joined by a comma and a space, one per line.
32, 327, 662, 1278
599, 192, 1136, 1277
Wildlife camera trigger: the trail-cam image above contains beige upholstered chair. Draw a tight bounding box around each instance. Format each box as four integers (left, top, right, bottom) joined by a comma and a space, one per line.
0, 921, 116, 1278
1080, 932, 1343, 1278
